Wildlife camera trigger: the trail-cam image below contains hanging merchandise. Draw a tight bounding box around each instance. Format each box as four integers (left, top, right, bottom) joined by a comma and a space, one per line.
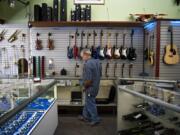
8, 30, 21, 43
91, 30, 98, 59
0, 29, 7, 42
113, 33, 121, 59
73, 30, 79, 59
67, 34, 74, 59
120, 34, 128, 60
98, 30, 105, 60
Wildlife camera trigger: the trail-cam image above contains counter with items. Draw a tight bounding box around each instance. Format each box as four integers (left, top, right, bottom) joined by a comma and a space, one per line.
117, 78, 180, 135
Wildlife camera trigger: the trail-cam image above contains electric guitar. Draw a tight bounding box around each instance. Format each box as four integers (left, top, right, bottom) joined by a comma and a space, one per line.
114, 62, 118, 77
67, 34, 74, 59
127, 30, 137, 61
73, 30, 79, 59
105, 32, 112, 59
0, 29, 7, 42
129, 63, 133, 78
79, 31, 85, 58
47, 33, 54, 50
98, 30, 105, 60
164, 26, 179, 65
113, 33, 121, 59
148, 34, 154, 66
91, 30, 98, 59
35, 33, 43, 50
120, 34, 128, 59
85, 32, 91, 50
105, 62, 110, 78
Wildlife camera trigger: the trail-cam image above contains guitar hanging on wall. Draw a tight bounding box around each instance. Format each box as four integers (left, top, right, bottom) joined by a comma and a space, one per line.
73, 30, 79, 59
35, 33, 43, 50
67, 34, 74, 59
0, 29, 7, 42
127, 29, 137, 61
120, 34, 128, 59
47, 33, 54, 50
105, 32, 112, 59
113, 33, 121, 59
91, 30, 98, 59
148, 34, 155, 66
98, 30, 105, 60
163, 26, 179, 65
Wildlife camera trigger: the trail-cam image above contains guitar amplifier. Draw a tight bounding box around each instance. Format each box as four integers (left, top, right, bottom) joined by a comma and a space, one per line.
47, 7, 52, 21
85, 5, 91, 21
42, 3, 48, 21
75, 4, 81, 21
81, 8, 86, 21
60, 0, 67, 21
34, 5, 42, 21
53, 0, 59, 21
71, 10, 76, 21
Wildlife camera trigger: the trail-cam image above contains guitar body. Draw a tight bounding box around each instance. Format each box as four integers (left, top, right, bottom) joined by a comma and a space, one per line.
148, 51, 154, 65
73, 45, 79, 59
96, 46, 101, 59
67, 46, 73, 59
91, 46, 98, 59
36, 39, 43, 50
47, 39, 54, 50
127, 47, 137, 60
105, 46, 112, 59
120, 47, 127, 59
164, 44, 179, 65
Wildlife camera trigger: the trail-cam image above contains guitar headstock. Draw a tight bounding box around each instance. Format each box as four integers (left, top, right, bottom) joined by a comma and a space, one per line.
168, 25, 173, 33
100, 30, 103, 37
81, 31, 85, 37
75, 29, 79, 37
93, 30, 97, 37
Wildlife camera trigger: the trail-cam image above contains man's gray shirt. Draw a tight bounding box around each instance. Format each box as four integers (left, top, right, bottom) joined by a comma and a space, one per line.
83, 59, 102, 97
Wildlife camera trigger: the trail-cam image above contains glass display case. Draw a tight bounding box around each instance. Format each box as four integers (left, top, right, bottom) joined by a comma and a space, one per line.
0, 79, 57, 135
117, 78, 180, 135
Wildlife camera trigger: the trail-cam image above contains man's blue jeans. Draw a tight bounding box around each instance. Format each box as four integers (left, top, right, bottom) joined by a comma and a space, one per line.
82, 93, 100, 123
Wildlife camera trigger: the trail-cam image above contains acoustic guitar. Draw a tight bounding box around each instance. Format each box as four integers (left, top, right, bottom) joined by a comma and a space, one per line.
120, 34, 128, 59
91, 30, 98, 59
105, 32, 112, 59
148, 34, 154, 66
73, 30, 79, 59
164, 26, 179, 65
67, 34, 74, 59
113, 33, 121, 59
127, 29, 137, 61
98, 30, 105, 60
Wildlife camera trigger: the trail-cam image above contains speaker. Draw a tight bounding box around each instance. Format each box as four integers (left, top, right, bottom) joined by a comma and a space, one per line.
34, 5, 42, 21
81, 8, 86, 21
42, 3, 48, 21
60, 0, 67, 21
75, 4, 81, 21
53, 0, 59, 21
47, 7, 52, 21
71, 10, 76, 21
85, 5, 91, 21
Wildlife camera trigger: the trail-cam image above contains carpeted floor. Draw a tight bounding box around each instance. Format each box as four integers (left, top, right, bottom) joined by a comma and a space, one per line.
54, 115, 117, 135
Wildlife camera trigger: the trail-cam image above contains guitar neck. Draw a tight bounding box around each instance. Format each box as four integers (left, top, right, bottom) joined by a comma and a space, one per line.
170, 27, 174, 50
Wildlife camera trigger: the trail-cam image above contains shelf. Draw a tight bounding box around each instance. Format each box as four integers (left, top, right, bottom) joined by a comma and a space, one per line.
28, 21, 144, 28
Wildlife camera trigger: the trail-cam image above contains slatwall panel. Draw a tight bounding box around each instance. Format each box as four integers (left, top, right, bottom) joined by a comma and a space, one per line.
30, 27, 145, 78
160, 21, 180, 80
0, 24, 29, 76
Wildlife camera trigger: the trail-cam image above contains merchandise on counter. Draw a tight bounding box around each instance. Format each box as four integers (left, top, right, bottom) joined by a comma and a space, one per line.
71, 91, 82, 104
147, 104, 165, 116
60, 0, 67, 21
123, 111, 148, 121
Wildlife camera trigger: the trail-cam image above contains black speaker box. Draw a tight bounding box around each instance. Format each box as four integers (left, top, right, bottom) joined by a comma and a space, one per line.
47, 7, 52, 21
85, 5, 91, 21
75, 4, 81, 21
53, 0, 59, 21
60, 0, 67, 21
71, 10, 76, 21
42, 3, 48, 21
34, 5, 42, 21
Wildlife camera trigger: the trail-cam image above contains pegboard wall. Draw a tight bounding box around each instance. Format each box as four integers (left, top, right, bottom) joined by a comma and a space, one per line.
159, 21, 180, 80
30, 27, 146, 78
0, 24, 29, 76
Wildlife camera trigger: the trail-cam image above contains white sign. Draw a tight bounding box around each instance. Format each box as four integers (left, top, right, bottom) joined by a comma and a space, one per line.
74, 0, 104, 4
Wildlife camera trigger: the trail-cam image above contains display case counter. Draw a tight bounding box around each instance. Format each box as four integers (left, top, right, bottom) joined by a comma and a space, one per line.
117, 78, 180, 135
0, 79, 58, 135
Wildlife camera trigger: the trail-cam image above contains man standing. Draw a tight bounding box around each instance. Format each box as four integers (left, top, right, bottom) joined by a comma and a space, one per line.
79, 49, 102, 126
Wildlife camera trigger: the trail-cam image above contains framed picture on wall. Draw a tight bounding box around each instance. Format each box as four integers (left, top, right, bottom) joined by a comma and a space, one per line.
74, 0, 104, 5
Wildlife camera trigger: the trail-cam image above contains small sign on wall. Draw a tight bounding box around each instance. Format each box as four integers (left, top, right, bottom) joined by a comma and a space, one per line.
74, 0, 104, 4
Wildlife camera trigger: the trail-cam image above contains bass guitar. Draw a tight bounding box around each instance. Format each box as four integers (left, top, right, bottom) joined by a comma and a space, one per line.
98, 30, 105, 60
79, 31, 85, 58
113, 33, 121, 59
105, 32, 112, 59
73, 30, 79, 59
91, 30, 98, 59
127, 29, 137, 61
148, 34, 154, 66
67, 34, 74, 59
164, 26, 179, 65
47, 33, 54, 50
120, 34, 128, 59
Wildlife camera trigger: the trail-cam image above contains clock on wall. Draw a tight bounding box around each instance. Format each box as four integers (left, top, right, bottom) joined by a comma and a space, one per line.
74, 0, 104, 5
